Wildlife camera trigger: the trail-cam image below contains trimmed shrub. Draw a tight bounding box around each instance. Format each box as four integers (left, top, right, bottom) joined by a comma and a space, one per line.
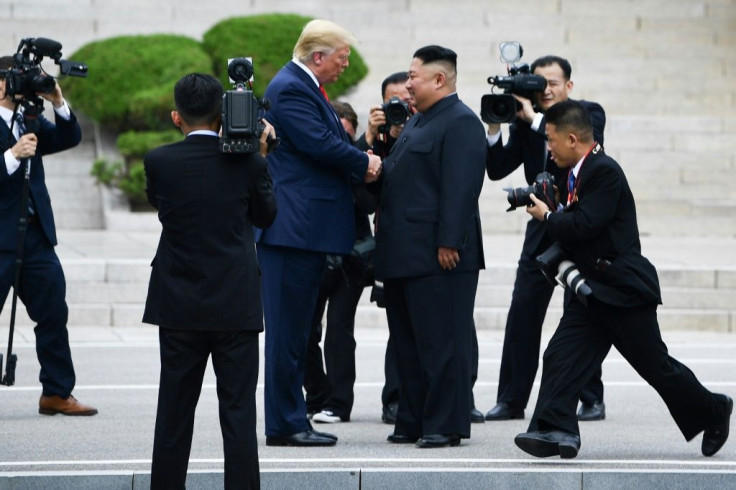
60, 34, 213, 132
202, 14, 368, 99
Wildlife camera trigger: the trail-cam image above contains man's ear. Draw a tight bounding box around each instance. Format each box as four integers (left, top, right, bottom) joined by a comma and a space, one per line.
171, 110, 182, 128
568, 131, 578, 147
434, 71, 446, 89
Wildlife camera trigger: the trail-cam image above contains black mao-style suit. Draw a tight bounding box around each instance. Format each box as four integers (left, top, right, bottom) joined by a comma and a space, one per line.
0, 109, 81, 398
486, 99, 606, 410
143, 133, 276, 489
529, 145, 729, 441
374, 94, 487, 439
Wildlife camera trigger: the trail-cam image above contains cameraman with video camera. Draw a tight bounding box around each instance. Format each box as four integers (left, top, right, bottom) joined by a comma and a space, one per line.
0, 52, 97, 415
484, 54, 607, 423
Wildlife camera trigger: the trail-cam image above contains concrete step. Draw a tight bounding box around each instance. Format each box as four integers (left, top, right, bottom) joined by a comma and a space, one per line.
2, 258, 733, 330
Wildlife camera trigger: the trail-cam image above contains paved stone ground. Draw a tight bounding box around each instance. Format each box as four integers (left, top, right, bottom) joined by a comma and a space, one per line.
0, 325, 735, 488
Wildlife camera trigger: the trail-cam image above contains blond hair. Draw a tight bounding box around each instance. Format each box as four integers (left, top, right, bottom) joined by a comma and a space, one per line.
293, 19, 357, 63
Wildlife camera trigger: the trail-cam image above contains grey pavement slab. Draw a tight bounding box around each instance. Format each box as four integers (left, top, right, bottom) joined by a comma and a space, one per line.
1, 326, 735, 488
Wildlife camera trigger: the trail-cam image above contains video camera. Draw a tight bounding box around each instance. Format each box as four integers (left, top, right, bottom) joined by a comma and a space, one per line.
378, 96, 411, 134
480, 42, 547, 124
503, 171, 556, 212
536, 243, 593, 306
220, 57, 278, 154
1, 37, 87, 133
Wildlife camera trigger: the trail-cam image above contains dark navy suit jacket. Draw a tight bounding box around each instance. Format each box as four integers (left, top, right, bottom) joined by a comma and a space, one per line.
255, 61, 369, 255
0, 110, 81, 251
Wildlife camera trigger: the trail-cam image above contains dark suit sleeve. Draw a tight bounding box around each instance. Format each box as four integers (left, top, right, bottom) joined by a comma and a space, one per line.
268, 84, 368, 177
485, 121, 534, 181
547, 162, 621, 244
585, 101, 606, 146
37, 110, 82, 157
248, 156, 277, 229
439, 112, 487, 249
144, 152, 159, 210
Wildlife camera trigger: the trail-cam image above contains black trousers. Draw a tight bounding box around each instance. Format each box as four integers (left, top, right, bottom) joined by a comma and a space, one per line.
151, 328, 260, 490
497, 250, 603, 409
384, 272, 478, 439
0, 221, 75, 397
383, 324, 480, 410
529, 296, 728, 441
304, 260, 365, 417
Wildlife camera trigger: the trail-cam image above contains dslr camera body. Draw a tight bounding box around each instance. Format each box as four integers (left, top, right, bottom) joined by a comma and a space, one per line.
480, 42, 546, 124
220, 57, 278, 154
503, 171, 556, 212
377, 96, 411, 133
1, 37, 87, 132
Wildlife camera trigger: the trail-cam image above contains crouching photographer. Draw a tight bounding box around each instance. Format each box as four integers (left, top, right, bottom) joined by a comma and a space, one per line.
515, 99, 732, 461
0, 38, 97, 415
482, 48, 608, 423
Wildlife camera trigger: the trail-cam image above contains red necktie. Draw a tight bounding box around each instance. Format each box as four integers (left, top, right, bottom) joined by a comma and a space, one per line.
319, 85, 329, 101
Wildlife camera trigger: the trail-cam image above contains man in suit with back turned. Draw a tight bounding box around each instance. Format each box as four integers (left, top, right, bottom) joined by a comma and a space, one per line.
375, 45, 487, 449
515, 99, 732, 459
143, 73, 277, 489
256, 19, 382, 447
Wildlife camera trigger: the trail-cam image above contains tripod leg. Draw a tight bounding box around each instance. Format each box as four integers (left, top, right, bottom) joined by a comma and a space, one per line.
2, 354, 17, 386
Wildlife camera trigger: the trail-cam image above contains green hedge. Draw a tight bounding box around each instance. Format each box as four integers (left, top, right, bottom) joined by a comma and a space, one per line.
60, 34, 213, 132
64, 14, 369, 210
202, 14, 368, 99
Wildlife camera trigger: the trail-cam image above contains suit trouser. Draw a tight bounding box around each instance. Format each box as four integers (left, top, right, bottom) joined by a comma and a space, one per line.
257, 244, 325, 436
497, 250, 604, 409
151, 328, 260, 490
383, 326, 481, 410
384, 271, 478, 439
0, 221, 75, 397
304, 261, 365, 417
529, 296, 727, 441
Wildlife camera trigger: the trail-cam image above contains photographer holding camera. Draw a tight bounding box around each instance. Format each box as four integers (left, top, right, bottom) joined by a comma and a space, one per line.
515, 99, 731, 459
0, 55, 97, 416
484, 54, 608, 423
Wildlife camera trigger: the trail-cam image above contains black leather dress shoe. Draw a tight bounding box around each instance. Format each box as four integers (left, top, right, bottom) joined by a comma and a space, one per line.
416, 434, 461, 448
577, 401, 606, 421
470, 407, 486, 423
485, 402, 524, 421
387, 433, 418, 444
307, 421, 338, 441
702, 394, 733, 457
266, 430, 336, 447
514, 430, 580, 459
382, 402, 398, 424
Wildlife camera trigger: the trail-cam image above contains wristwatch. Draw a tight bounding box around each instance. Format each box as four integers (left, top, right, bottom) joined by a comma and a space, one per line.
544, 211, 552, 222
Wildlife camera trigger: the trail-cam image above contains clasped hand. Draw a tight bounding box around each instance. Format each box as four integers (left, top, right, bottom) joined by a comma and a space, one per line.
364, 150, 382, 183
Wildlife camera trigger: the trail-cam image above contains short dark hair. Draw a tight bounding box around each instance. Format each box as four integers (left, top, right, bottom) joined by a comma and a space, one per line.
531, 55, 572, 80
331, 100, 358, 133
173, 73, 223, 126
545, 100, 593, 141
381, 71, 408, 99
413, 45, 457, 72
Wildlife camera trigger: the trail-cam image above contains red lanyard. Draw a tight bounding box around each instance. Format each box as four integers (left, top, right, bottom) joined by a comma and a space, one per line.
567, 142, 600, 206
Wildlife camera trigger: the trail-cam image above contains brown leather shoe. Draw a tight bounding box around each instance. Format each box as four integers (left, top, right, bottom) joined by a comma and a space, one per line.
39, 395, 98, 416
